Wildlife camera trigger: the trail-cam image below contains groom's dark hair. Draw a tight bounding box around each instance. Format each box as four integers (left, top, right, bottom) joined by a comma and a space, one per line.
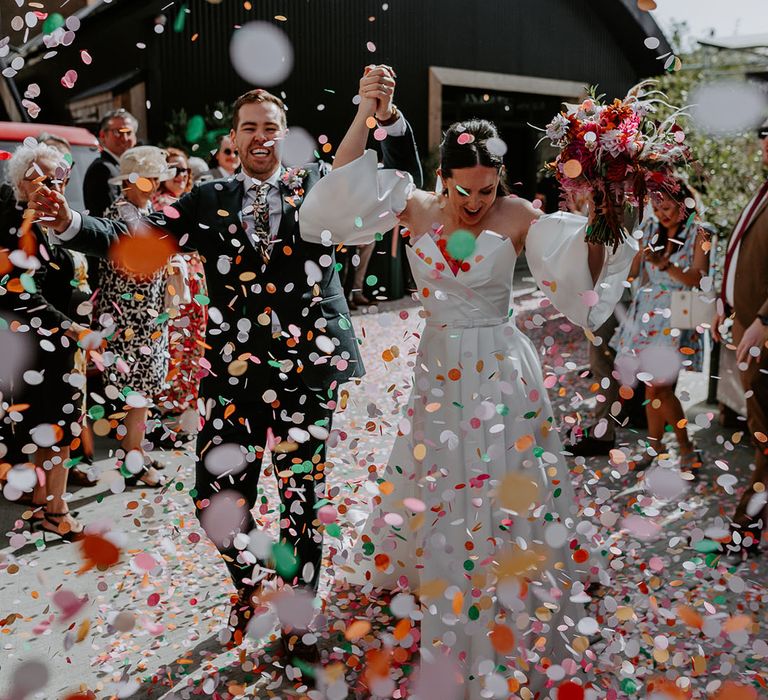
232, 89, 287, 130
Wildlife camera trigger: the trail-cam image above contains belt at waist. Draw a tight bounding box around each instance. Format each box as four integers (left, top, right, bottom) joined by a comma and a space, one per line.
425, 316, 509, 329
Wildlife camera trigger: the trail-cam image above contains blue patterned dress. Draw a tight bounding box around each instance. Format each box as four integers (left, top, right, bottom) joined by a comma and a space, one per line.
611, 218, 705, 374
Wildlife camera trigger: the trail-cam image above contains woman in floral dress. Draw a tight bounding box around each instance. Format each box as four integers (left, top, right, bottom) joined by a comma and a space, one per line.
611, 178, 710, 470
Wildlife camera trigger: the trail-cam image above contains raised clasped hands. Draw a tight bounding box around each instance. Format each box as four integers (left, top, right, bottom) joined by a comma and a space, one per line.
358, 64, 396, 121
27, 184, 73, 234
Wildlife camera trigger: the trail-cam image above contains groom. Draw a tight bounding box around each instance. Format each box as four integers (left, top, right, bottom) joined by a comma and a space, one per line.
33, 67, 422, 662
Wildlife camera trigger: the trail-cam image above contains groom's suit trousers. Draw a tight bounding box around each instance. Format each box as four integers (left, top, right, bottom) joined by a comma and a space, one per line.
193, 368, 337, 593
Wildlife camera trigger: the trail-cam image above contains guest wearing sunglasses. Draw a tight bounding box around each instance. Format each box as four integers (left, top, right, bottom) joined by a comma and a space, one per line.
208, 134, 240, 179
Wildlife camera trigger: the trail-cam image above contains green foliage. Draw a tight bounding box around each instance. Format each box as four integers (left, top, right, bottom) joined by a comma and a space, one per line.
652, 35, 765, 269
162, 100, 233, 160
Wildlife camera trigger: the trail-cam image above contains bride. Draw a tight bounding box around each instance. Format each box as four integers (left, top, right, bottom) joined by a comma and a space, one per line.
300, 72, 636, 698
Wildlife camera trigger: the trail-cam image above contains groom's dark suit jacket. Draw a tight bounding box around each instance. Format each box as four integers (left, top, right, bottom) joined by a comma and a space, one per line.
63, 124, 422, 399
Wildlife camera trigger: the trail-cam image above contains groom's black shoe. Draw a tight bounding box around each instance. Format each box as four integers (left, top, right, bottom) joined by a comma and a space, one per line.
566, 435, 615, 457
225, 584, 266, 649
281, 629, 319, 687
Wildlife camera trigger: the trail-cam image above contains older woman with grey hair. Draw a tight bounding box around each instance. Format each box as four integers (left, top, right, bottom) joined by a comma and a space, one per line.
0, 142, 89, 540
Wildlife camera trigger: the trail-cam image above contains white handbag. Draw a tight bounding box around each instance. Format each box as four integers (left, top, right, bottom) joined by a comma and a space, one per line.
670, 290, 712, 329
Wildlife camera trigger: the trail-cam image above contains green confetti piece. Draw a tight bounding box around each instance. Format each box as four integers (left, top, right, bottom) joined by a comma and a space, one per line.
468, 605, 479, 620
362, 541, 375, 556
339, 316, 351, 330
88, 405, 105, 420
445, 229, 476, 261
354, 216, 363, 229
194, 293, 210, 305
185, 114, 205, 143
693, 539, 721, 553
334, 262, 343, 272
463, 560, 474, 571
374, 232, 384, 241
20, 273, 36, 294
326, 523, 341, 538
496, 404, 509, 416
155, 312, 170, 325
173, 3, 188, 32
533, 446, 545, 458
365, 274, 377, 286
271, 542, 299, 578
455, 184, 469, 196
553, 487, 562, 498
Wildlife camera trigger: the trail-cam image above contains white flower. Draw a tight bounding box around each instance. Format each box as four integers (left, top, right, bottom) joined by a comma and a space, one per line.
546, 113, 570, 144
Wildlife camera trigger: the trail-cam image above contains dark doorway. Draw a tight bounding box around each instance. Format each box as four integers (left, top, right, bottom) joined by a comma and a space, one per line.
441, 86, 566, 202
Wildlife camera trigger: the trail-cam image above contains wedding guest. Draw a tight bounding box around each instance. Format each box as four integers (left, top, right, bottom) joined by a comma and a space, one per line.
96, 146, 174, 488
152, 148, 208, 438
713, 117, 768, 557
612, 179, 709, 471
0, 143, 88, 539
188, 156, 212, 184
37, 133, 97, 478
207, 134, 239, 179
83, 109, 139, 217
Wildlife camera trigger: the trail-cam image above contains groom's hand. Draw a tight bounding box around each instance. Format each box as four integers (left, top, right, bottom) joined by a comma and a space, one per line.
359, 65, 396, 121
28, 184, 73, 233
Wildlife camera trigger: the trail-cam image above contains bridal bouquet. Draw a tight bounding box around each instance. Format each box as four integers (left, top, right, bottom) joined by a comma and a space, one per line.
542, 81, 690, 248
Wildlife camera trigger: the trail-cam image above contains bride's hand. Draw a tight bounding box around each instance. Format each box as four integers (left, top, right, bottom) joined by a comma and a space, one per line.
358, 65, 395, 119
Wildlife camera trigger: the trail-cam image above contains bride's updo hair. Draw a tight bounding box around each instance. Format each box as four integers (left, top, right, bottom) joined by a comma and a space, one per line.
439, 119, 510, 196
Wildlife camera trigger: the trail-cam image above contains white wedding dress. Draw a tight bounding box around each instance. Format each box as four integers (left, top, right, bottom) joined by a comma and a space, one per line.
300, 152, 635, 698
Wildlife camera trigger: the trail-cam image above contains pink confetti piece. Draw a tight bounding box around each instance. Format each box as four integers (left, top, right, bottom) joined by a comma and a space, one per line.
366, 41, 376, 52
580, 289, 599, 307
373, 127, 388, 141
60, 69, 77, 88
80, 49, 92, 64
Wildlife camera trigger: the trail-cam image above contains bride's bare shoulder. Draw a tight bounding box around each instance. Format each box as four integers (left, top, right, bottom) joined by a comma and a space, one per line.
499, 195, 542, 222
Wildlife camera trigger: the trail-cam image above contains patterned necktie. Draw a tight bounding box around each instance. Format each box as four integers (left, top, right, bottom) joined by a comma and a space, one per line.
247, 182, 272, 263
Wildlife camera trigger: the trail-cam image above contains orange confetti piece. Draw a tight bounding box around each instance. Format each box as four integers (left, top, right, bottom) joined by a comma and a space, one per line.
379, 481, 394, 495
490, 623, 515, 653
675, 604, 703, 629
709, 681, 758, 700
77, 534, 121, 574
514, 434, 534, 452
451, 591, 463, 615
755, 431, 767, 443
109, 225, 178, 277
223, 404, 236, 420
374, 553, 390, 571
393, 618, 411, 640
344, 619, 371, 640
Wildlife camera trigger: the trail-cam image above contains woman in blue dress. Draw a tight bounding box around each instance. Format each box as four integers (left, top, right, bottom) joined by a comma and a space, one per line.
612, 178, 710, 470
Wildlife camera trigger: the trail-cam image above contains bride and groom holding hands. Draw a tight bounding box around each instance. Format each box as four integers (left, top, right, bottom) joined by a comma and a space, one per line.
32, 64, 635, 696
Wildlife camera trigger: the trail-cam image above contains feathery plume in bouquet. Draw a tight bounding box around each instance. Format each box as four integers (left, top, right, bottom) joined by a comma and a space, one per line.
540, 80, 690, 248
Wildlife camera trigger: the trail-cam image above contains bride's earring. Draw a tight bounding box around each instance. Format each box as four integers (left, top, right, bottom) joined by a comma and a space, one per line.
435, 173, 444, 196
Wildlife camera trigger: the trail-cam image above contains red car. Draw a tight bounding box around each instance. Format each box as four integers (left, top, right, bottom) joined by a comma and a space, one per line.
0, 121, 99, 211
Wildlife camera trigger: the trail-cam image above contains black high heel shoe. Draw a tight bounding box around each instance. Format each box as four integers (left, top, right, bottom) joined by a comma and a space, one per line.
123, 465, 167, 489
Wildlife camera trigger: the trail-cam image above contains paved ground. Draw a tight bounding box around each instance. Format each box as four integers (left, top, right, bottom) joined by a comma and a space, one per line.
1, 267, 765, 700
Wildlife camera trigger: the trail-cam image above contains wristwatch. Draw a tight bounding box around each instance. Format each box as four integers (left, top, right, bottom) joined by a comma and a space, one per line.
376, 104, 400, 127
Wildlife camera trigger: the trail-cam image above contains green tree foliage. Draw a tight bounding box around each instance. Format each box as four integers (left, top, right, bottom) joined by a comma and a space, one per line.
653, 25, 766, 270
